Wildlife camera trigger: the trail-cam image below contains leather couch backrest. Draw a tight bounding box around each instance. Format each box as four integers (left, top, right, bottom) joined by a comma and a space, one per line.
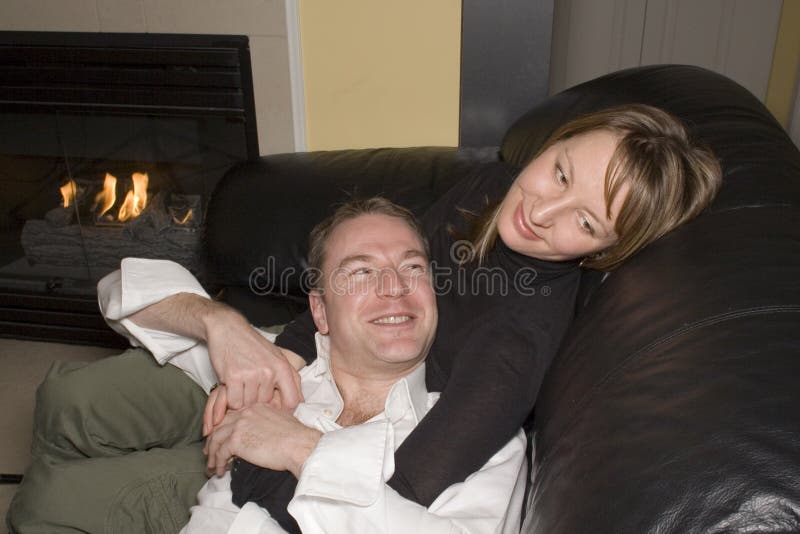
204, 146, 498, 299
514, 66, 800, 533
205, 64, 800, 532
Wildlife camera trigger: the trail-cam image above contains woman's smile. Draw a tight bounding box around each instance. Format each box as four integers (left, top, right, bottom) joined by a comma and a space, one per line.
513, 202, 543, 241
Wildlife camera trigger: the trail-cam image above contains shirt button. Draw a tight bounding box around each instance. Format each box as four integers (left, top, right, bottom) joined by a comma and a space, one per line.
323, 409, 333, 417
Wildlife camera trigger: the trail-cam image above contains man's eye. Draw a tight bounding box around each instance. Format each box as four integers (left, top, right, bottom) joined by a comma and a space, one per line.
352, 267, 374, 276
404, 263, 427, 274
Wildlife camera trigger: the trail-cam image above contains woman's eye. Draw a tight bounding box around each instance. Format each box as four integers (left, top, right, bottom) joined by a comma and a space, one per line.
579, 216, 595, 236
556, 165, 568, 185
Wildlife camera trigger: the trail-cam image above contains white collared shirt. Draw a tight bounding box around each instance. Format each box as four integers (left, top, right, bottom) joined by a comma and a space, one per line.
98, 258, 527, 534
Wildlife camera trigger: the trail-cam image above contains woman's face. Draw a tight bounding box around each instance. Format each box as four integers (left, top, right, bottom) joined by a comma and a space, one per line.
497, 130, 629, 262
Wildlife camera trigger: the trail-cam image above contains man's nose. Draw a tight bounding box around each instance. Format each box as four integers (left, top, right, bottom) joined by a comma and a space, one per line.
376, 268, 410, 297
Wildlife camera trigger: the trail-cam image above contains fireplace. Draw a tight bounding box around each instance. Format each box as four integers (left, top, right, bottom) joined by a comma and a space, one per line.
0, 31, 258, 346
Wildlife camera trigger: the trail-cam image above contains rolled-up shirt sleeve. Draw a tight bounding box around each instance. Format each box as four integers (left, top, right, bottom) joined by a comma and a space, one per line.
289, 421, 528, 534
97, 258, 275, 393
98, 257, 210, 362
180, 472, 288, 534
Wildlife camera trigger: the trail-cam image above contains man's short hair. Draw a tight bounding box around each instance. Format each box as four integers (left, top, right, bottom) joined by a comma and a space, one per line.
307, 197, 430, 289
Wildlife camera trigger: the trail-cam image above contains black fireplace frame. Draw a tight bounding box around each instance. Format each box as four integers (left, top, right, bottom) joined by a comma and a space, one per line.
0, 31, 259, 347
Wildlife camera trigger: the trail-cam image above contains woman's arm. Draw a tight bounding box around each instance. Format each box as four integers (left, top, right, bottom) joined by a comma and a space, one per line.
274, 309, 317, 365
382, 161, 540, 504
388, 324, 548, 505
289, 423, 528, 534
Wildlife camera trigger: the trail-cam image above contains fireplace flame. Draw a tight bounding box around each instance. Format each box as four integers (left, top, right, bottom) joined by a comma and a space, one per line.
66, 171, 152, 223
60, 180, 77, 208
173, 208, 194, 226
94, 173, 118, 217
117, 172, 149, 222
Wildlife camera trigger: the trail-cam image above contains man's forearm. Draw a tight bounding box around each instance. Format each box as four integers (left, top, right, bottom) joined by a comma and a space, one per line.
129, 291, 306, 373
129, 292, 242, 343
103, 259, 305, 411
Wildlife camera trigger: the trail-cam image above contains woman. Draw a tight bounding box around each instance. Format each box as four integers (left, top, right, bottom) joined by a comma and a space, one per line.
230, 104, 722, 524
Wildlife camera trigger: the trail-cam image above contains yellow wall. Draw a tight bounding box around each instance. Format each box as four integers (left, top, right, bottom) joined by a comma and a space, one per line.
766, 0, 800, 127
298, 1, 461, 150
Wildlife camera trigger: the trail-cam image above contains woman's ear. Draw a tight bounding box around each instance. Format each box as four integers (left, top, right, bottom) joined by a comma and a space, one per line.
308, 290, 329, 335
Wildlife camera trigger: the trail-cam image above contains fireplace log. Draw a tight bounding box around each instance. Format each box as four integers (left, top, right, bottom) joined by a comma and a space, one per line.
44, 206, 75, 227
20, 219, 202, 276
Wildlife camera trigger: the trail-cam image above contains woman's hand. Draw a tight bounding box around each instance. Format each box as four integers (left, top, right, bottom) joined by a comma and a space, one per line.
203, 403, 322, 478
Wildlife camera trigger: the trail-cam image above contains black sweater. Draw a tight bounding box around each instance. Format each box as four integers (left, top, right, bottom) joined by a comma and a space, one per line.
230, 161, 581, 530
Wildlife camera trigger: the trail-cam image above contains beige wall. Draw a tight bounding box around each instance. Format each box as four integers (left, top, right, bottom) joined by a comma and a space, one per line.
766, 0, 800, 127
0, 0, 295, 155
298, 0, 461, 150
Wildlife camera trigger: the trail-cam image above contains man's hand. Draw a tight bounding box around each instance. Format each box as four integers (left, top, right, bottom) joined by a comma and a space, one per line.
203, 403, 322, 478
128, 292, 306, 434
203, 383, 229, 437
203, 381, 290, 436
202, 305, 304, 417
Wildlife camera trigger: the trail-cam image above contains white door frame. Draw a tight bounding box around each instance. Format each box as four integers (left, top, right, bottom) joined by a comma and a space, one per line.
285, 0, 307, 151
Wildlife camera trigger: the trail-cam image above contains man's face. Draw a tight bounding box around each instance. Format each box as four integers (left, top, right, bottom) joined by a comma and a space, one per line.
309, 213, 437, 378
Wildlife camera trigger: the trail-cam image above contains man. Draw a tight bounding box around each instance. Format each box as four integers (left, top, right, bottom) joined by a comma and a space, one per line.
10, 198, 526, 533
178, 198, 527, 532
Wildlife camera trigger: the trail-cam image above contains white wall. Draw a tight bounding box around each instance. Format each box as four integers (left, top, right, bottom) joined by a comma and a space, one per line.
550, 0, 782, 102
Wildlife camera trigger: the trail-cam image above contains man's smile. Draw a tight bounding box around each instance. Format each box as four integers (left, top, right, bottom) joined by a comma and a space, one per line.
371, 315, 412, 325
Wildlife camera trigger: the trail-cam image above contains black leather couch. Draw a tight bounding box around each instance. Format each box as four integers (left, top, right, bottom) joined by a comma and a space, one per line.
204, 65, 800, 533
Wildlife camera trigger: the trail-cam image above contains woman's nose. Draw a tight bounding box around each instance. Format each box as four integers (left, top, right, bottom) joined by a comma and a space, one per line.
529, 195, 570, 227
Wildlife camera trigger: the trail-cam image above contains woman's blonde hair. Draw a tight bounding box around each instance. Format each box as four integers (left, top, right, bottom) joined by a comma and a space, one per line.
470, 104, 722, 271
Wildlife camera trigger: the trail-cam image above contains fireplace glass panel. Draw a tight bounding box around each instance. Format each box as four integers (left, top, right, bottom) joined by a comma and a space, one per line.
0, 31, 258, 344
0, 109, 248, 296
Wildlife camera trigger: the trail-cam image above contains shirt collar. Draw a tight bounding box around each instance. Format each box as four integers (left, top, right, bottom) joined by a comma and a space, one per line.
383, 360, 428, 425
312, 332, 332, 377
305, 333, 429, 425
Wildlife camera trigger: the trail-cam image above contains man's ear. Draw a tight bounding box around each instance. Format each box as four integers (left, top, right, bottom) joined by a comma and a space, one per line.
308, 290, 329, 335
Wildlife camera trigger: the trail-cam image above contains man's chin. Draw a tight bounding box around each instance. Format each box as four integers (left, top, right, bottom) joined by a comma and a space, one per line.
374, 342, 428, 367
